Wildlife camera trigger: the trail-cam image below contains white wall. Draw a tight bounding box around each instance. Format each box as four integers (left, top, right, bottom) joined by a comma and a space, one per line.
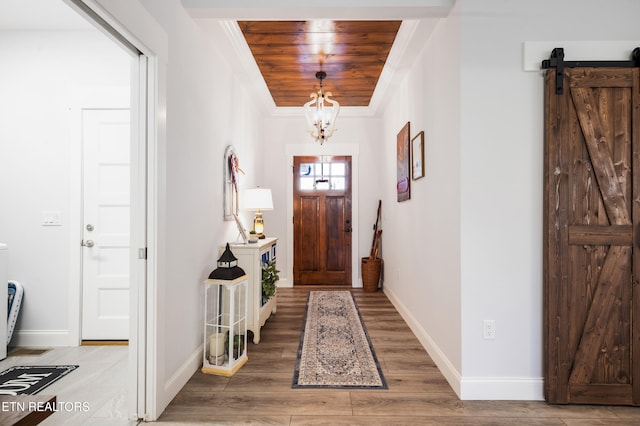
377, 0, 640, 401
380, 10, 462, 390
261, 113, 385, 285
95, 0, 266, 417
0, 30, 130, 344
141, 0, 262, 380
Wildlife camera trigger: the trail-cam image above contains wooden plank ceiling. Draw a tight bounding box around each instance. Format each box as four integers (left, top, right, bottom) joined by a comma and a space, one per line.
238, 20, 401, 107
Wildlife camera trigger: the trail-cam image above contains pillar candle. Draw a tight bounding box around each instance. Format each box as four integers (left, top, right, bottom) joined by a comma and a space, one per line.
209, 333, 225, 357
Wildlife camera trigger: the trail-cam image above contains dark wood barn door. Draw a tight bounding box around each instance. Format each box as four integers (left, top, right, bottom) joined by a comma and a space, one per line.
544, 64, 640, 405
293, 156, 352, 285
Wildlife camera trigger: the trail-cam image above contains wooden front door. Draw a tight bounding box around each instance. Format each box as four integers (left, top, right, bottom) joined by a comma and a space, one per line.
293, 156, 352, 285
544, 65, 640, 405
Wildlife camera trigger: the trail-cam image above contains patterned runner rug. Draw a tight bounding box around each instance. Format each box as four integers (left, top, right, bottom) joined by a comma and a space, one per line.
292, 291, 387, 389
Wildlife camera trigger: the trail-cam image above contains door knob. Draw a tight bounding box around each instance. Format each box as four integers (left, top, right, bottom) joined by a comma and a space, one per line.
82, 240, 94, 248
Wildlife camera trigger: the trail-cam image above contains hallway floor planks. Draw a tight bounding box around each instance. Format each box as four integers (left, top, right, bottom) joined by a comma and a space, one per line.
157, 288, 640, 425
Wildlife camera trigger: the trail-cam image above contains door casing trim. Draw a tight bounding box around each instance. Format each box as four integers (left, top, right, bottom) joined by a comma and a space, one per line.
62, 0, 159, 420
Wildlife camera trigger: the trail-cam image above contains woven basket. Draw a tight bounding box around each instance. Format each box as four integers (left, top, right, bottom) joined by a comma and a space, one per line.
361, 257, 382, 292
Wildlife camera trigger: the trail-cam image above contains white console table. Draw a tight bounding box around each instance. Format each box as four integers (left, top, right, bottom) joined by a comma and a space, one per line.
228, 237, 277, 343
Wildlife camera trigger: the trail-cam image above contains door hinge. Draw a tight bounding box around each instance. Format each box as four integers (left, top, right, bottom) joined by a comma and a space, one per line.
138, 248, 147, 260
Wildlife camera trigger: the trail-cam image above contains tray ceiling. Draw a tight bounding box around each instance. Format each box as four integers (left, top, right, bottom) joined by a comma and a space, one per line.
238, 20, 401, 107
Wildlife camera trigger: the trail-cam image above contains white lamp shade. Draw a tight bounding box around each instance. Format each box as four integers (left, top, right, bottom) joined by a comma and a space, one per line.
244, 188, 273, 211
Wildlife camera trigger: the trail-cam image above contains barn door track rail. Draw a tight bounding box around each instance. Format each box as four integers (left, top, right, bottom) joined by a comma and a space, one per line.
541, 47, 640, 94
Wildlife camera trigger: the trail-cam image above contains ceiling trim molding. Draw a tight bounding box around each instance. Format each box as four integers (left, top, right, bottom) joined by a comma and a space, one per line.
368, 19, 420, 114
182, 0, 455, 20
187, 7, 452, 20
218, 19, 275, 113
371, 18, 442, 112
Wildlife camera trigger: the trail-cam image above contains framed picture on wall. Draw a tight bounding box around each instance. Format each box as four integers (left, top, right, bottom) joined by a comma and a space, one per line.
396, 121, 411, 202
411, 131, 425, 180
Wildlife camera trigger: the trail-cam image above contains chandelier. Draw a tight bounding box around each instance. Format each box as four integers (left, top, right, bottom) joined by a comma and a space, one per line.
304, 71, 340, 144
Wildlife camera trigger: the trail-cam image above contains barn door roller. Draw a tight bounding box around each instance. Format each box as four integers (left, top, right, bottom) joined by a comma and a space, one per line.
541, 47, 640, 94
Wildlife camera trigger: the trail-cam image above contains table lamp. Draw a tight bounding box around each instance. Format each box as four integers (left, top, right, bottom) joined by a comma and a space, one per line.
244, 187, 273, 239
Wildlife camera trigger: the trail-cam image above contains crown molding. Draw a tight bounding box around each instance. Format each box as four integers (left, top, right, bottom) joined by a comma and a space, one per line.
182, 0, 454, 20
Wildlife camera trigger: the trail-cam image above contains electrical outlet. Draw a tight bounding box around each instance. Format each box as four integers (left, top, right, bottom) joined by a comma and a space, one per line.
483, 320, 496, 339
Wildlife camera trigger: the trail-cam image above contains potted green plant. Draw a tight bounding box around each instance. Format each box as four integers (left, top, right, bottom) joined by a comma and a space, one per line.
261, 260, 279, 305
248, 230, 258, 243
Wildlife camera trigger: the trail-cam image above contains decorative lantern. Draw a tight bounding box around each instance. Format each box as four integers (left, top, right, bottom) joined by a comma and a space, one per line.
202, 243, 249, 376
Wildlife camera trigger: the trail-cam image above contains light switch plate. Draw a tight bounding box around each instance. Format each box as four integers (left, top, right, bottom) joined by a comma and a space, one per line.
42, 211, 62, 226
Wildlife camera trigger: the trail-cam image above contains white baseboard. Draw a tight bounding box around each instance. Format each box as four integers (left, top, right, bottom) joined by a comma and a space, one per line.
460, 376, 544, 400
277, 278, 293, 288
160, 344, 202, 412
383, 287, 543, 401
11, 330, 71, 347
276, 278, 365, 288
383, 287, 463, 397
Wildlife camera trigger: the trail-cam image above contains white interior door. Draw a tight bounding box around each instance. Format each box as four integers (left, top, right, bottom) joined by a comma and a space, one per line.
82, 108, 130, 340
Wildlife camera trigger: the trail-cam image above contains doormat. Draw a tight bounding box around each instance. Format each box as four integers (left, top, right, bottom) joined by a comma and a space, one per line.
292, 291, 387, 389
0, 365, 78, 395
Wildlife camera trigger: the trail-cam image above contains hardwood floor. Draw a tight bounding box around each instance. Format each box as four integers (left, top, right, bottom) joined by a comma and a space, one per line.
158, 288, 640, 425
